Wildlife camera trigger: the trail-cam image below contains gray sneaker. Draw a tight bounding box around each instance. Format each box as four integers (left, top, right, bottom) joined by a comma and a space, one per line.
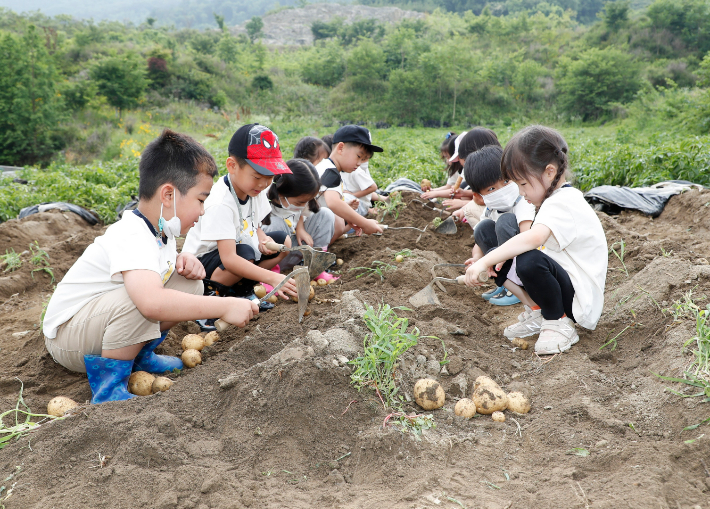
504, 306, 543, 340
535, 317, 579, 354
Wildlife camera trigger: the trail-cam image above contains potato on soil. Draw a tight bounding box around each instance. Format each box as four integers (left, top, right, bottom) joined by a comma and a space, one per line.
254, 285, 267, 298
47, 396, 79, 417
413, 378, 445, 410
291, 285, 316, 303
128, 371, 156, 396
472, 382, 508, 414
203, 331, 220, 346
303, 307, 312, 317
454, 398, 477, 418
336, 258, 344, 266
491, 411, 505, 422
267, 294, 278, 304
506, 392, 531, 414
317, 278, 327, 286
511, 337, 529, 350
181, 349, 202, 368
474, 376, 501, 390
182, 334, 205, 351
152, 377, 174, 392
395, 255, 404, 263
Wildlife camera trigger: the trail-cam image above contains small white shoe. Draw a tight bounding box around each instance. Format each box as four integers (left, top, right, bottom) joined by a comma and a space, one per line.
504, 306, 542, 340
534, 317, 579, 355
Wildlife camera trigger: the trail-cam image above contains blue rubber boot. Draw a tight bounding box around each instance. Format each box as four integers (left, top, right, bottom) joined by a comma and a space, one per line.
84, 355, 136, 404
133, 331, 183, 373
489, 290, 521, 306
482, 286, 506, 301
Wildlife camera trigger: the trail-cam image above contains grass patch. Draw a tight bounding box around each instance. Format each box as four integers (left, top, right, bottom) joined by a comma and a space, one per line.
0, 250, 21, 273
0, 379, 58, 451
609, 239, 629, 277
29, 241, 54, 283
349, 261, 396, 282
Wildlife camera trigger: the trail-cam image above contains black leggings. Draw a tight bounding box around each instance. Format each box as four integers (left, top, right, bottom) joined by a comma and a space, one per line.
474, 213, 519, 288
516, 249, 575, 322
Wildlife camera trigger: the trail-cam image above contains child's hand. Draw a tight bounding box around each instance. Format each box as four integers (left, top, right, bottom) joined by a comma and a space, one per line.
296, 230, 314, 247
465, 261, 490, 287
420, 191, 435, 199
359, 218, 384, 235
221, 297, 259, 327
269, 273, 298, 299
442, 198, 468, 210
259, 236, 278, 255
348, 198, 359, 210
176, 252, 205, 280
453, 208, 466, 220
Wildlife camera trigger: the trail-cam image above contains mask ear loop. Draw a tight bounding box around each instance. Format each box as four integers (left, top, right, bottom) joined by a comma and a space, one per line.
158, 203, 165, 233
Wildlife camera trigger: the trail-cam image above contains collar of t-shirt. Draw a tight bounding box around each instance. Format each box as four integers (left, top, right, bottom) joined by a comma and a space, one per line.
224, 175, 248, 205
132, 209, 168, 246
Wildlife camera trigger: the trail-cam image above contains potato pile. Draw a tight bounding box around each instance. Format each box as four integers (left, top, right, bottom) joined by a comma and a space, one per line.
128, 372, 175, 396
414, 376, 531, 422
181, 331, 220, 368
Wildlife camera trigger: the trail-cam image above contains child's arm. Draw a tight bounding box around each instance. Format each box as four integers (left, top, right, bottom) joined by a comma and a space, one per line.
464, 223, 551, 286
324, 190, 383, 235
351, 184, 377, 198
217, 238, 298, 297
295, 216, 313, 247
124, 270, 258, 327
519, 220, 532, 233
468, 243, 484, 264
421, 187, 452, 199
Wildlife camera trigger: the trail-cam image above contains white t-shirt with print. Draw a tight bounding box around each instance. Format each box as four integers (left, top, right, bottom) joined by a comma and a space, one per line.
43, 211, 177, 339
342, 163, 376, 209
182, 175, 270, 261
315, 158, 345, 208
533, 186, 608, 330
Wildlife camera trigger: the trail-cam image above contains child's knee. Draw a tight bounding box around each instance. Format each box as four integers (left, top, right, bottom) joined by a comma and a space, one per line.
473, 218, 495, 242
495, 213, 518, 233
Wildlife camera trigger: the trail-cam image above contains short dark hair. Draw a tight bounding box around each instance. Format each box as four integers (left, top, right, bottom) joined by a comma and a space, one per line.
446, 134, 461, 177
139, 129, 217, 200
294, 136, 329, 163
343, 141, 374, 158
457, 128, 501, 162
321, 134, 333, 152
464, 145, 504, 194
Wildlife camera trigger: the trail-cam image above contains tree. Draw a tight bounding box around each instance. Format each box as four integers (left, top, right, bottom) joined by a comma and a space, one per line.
556, 47, 641, 120
301, 41, 346, 86
0, 25, 62, 164
217, 35, 239, 63
245, 16, 264, 43
214, 13, 225, 31
601, 0, 629, 31
90, 54, 148, 114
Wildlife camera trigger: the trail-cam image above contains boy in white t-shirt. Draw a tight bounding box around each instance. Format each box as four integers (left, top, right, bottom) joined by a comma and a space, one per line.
465, 125, 607, 355
315, 125, 384, 242
341, 162, 377, 216
465, 145, 536, 306
182, 124, 298, 328
43, 130, 259, 404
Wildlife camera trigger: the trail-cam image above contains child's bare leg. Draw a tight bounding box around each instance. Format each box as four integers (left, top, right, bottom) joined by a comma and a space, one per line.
331, 216, 348, 244
503, 280, 536, 308
211, 266, 243, 286
102, 342, 146, 360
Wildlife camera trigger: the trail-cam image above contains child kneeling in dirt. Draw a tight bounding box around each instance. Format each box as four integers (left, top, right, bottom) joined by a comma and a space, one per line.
262, 158, 335, 275
465, 145, 536, 307
43, 130, 259, 404
182, 123, 299, 328
315, 125, 384, 244
465, 126, 607, 355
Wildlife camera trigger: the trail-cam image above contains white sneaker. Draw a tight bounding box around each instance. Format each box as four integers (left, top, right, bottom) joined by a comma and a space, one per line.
535, 317, 579, 355
503, 306, 542, 340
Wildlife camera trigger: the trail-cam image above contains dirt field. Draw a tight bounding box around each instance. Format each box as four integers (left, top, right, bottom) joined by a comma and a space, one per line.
1, 192, 710, 509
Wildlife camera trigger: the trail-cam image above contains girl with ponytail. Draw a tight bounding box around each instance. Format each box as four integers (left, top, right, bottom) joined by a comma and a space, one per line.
464, 125, 608, 355
262, 158, 336, 278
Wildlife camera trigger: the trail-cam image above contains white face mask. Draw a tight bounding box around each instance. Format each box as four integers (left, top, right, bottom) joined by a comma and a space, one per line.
482, 182, 521, 212
158, 193, 181, 240
280, 196, 307, 213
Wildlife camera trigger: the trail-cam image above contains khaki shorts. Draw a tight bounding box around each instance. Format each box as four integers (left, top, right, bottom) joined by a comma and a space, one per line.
45, 274, 203, 373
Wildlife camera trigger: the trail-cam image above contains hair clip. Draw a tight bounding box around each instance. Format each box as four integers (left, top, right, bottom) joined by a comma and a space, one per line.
445, 132, 453, 140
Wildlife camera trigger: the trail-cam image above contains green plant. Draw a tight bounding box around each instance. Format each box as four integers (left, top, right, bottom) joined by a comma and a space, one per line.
393, 249, 414, 260
609, 239, 629, 276
29, 241, 54, 283
600, 325, 632, 350
432, 217, 443, 228
375, 191, 404, 221
0, 379, 58, 451
349, 261, 396, 281
661, 247, 674, 257
0, 250, 22, 273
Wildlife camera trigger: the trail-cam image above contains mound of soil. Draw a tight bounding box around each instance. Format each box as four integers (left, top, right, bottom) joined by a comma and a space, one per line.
1, 192, 710, 508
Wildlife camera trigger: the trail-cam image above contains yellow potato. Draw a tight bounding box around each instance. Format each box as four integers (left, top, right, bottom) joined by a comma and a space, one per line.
47, 396, 79, 417
472, 382, 508, 414
310, 281, 317, 287
128, 371, 156, 396
413, 378, 445, 410
254, 285, 267, 298
395, 255, 404, 263
291, 285, 316, 303
506, 392, 531, 414
303, 307, 312, 317
203, 331, 220, 346
152, 377, 174, 392
267, 295, 278, 304
454, 398, 477, 419
492, 411, 505, 422
474, 375, 499, 389
182, 334, 205, 351
336, 259, 344, 266
317, 279, 327, 286
512, 337, 529, 350
181, 349, 202, 368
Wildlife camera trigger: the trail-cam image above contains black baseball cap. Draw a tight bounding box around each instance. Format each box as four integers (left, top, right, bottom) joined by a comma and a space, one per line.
228, 123, 291, 176
332, 125, 383, 153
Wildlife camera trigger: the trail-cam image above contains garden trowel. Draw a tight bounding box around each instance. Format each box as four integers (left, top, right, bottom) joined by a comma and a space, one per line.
264, 241, 336, 280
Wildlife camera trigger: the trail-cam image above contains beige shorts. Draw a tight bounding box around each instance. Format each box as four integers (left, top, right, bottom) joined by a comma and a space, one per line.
45, 274, 203, 373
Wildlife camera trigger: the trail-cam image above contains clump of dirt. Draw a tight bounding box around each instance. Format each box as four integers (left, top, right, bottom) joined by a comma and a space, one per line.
1, 193, 710, 509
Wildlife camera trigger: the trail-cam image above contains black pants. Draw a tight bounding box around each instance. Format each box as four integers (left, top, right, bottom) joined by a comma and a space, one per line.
198, 230, 288, 292
516, 249, 575, 322
474, 213, 519, 288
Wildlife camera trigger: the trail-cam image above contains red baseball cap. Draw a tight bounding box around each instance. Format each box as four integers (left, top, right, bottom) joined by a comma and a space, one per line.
228, 123, 292, 176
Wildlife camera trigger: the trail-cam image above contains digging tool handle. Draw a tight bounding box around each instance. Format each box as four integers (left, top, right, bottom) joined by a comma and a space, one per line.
478, 272, 489, 283
264, 241, 288, 252
215, 319, 229, 332
453, 176, 463, 192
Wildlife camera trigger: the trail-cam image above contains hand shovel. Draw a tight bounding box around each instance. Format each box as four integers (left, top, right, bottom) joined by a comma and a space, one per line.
264, 241, 336, 281
434, 176, 463, 235
409, 271, 488, 307
215, 266, 312, 331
